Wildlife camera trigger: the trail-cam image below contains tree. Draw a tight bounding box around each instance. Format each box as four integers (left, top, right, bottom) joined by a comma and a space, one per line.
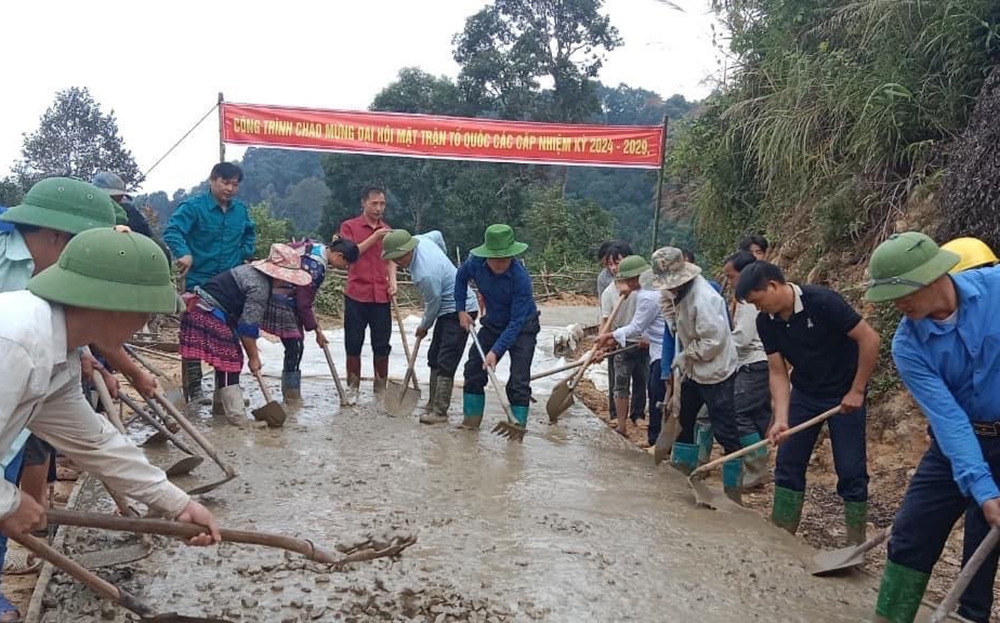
0, 177, 23, 207
275, 177, 330, 235
249, 203, 293, 259
453, 0, 623, 123
15, 87, 143, 188
524, 183, 614, 268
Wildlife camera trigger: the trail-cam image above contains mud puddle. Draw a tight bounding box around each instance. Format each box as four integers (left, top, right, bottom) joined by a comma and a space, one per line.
39, 317, 922, 622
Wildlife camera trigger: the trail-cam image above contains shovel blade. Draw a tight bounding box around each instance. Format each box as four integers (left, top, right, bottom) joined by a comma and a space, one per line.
185, 474, 237, 496
653, 415, 680, 465
165, 387, 186, 410
545, 379, 575, 423
689, 476, 741, 511
385, 380, 420, 417
164, 455, 204, 477
810, 547, 867, 576
252, 401, 286, 428
141, 431, 168, 446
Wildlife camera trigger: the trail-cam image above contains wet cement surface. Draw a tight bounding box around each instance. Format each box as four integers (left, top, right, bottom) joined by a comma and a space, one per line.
38, 313, 913, 622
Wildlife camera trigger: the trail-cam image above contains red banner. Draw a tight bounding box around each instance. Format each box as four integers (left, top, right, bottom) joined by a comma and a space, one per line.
221, 102, 664, 169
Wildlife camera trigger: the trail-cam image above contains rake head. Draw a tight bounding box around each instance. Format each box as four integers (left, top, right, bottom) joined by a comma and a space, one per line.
492, 420, 526, 442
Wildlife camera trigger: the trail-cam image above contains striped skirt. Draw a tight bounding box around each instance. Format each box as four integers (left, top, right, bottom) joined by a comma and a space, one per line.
179, 304, 244, 373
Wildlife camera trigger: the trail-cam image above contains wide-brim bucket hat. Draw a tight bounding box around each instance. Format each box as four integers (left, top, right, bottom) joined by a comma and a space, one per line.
381, 229, 419, 261
28, 228, 182, 313
865, 232, 959, 302
470, 224, 528, 258
1, 177, 117, 234
650, 246, 701, 290
251, 243, 312, 286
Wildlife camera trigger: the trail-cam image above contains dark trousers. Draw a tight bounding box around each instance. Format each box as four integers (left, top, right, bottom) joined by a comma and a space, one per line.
774, 389, 868, 501
344, 296, 391, 357
735, 362, 772, 438
428, 312, 474, 377
676, 373, 741, 454
464, 315, 539, 407
281, 337, 304, 372
888, 439, 1000, 622
646, 359, 666, 446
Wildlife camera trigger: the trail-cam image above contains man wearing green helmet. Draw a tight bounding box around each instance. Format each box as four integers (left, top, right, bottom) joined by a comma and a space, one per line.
0, 228, 220, 554
866, 232, 1000, 623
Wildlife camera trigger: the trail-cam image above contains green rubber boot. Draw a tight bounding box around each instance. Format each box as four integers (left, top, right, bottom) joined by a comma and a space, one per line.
695, 420, 713, 465
510, 405, 529, 428
461, 392, 485, 429
739, 433, 769, 488
669, 442, 700, 475
420, 375, 452, 425
875, 561, 930, 623
844, 500, 868, 546
722, 459, 744, 504
771, 486, 805, 535
424, 369, 439, 412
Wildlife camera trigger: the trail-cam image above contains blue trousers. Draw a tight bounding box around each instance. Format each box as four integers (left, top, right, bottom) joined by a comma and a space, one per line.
645, 359, 665, 446
774, 389, 868, 502
0, 448, 26, 585
888, 438, 1000, 622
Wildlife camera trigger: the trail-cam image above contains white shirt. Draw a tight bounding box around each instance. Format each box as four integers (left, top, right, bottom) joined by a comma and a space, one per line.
732, 300, 767, 366
0, 291, 189, 519
612, 287, 665, 361
674, 276, 739, 384
601, 282, 637, 333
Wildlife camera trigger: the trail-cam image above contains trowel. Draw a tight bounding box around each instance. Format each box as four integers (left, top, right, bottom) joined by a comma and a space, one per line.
251, 370, 286, 427
546, 292, 628, 424
811, 524, 890, 576
386, 335, 423, 417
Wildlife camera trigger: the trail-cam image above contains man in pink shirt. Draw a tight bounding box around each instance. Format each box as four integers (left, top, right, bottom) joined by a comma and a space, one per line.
339, 185, 398, 399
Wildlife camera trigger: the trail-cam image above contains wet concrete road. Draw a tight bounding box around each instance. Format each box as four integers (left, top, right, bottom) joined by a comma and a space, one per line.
44, 376, 901, 623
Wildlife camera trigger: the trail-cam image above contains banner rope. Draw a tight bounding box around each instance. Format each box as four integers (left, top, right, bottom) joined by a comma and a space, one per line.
141, 102, 219, 181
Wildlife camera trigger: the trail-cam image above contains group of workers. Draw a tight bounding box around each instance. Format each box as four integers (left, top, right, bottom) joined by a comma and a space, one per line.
0, 162, 998, 623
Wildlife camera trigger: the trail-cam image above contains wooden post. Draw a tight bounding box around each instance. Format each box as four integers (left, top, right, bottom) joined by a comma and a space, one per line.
218, 92, 226, 163
650, 115, 670, 252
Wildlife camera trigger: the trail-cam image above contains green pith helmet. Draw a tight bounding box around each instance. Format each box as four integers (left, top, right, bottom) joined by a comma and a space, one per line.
470, 224, 528, 258
28, 228, 181, 313
616, 255, 652, 280
381, 229, 418, 261
865, 232, 960, 302
0, 177, 117, 234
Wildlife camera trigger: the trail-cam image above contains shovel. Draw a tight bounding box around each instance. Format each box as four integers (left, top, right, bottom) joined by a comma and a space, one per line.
251, 370, 286, 427
468, 325, 525, 442
140, 394, 183, 446
117, 393, 203, 477
47, 508, 418, 567
653, 366, 684, 465
931, 525, 1000, 622
124, 343, 186, 409
530, 344, 640, 382
546, 292, 628, 423
12, 533, 231, 623
385, 335, 424, 417
320, 342, 350, 406
153, 391, 237, 495
811, 524, 891, 576
391, 296, 420, 391
688, 405, 841, 510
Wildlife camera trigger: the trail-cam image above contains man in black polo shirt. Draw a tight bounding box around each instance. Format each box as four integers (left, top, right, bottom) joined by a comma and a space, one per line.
736, 261, 880, 545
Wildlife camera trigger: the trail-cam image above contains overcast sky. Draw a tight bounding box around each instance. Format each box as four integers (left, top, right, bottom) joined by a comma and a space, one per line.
1, 0, 720, 195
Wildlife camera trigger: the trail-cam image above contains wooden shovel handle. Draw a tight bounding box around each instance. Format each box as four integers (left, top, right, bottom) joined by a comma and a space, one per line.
391, 296, 420, 391
154, 391, 237, 479
46, 508, 340, 565
119, 393, 197, 456
123, 343, 168, 379
399, 335, 424, 395
570, 292, 628, 387
321, 343, 348, 405
90, 370, 126, 434
932, 526, 1000, 622
467, 326, 515, 423
531, 344, 640, 382
11, 533, 152, 616
690, 405, 841, 478
254, 370, 275, 404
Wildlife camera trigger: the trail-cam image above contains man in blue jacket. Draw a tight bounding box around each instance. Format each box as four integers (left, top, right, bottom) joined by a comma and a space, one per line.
454, 224, 539, 431
866, 232, 1000, 623
164, 162, 256, 404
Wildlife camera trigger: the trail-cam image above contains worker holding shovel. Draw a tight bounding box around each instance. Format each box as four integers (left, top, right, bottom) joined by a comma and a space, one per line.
651, 247, 743, 499
455, 224, 539, 430
263, 237, 359, 403
595, 255, 670, 445
737, 261, 880, 544
381, 229, 479, 424
0, 228, 220, 548
866, 233, 1000, 623
178, 243, 312, 425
